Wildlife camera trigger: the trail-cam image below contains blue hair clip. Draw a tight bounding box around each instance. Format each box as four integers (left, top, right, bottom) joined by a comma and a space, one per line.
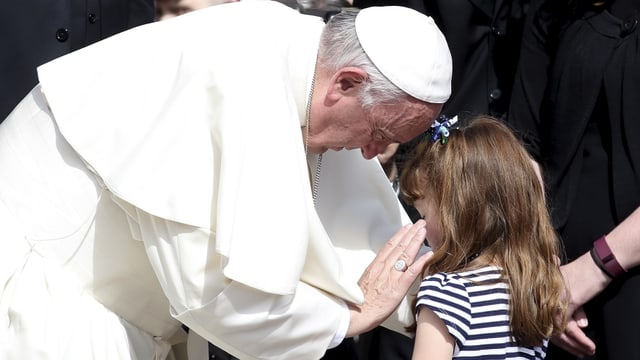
427, 115, 458, 144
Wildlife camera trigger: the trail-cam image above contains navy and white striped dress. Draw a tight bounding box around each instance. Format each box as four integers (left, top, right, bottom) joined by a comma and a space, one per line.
416, 266, 548, 359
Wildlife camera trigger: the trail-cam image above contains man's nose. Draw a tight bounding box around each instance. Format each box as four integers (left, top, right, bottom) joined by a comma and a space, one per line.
361, 142, 390, 160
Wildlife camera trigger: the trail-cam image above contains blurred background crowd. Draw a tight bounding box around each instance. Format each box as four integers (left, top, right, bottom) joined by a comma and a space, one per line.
2, 0, 639, 359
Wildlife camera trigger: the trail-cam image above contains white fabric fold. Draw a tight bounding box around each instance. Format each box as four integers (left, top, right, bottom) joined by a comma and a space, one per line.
9, 2, 420, 358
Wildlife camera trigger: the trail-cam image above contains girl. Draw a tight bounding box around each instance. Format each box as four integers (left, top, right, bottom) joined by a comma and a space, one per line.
400, 116, 567, 359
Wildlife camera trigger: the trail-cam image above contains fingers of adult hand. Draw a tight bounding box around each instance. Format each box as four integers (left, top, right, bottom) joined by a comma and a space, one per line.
551, 334, 595, 358
551, 319, 595, 357
359, 222, 427, 301
401, 250, 433, 282
400, 220, 427, 260
551, 333, 590, 358
377, 223, 414, 260
566, 319, 596, 356
574, 306, 588, 328
387, 221, 426, 264
566, 308, 594, 353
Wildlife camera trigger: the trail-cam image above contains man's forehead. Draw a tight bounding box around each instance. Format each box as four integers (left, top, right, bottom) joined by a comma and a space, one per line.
383, 102, 440, 142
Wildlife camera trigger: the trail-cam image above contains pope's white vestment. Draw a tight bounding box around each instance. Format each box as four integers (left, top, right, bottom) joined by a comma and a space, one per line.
0, 2, 415, 359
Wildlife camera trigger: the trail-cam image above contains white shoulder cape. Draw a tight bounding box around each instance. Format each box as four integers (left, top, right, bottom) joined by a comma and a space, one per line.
36, 2, 413, 325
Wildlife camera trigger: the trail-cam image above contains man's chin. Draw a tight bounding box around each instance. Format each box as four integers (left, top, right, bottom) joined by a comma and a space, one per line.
307, 147, 328, 155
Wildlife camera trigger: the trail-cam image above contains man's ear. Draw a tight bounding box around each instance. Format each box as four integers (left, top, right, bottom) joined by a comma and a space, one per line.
326, 67, 368, 102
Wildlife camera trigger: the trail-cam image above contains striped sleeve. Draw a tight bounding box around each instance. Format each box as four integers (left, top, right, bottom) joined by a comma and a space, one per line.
416, 272, 471, 347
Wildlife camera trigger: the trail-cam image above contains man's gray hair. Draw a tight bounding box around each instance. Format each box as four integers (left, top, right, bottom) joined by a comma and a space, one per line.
318, 9, 409, 108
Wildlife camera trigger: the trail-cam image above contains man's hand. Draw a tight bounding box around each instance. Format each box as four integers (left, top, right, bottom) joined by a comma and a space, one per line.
346, 220, 431, 336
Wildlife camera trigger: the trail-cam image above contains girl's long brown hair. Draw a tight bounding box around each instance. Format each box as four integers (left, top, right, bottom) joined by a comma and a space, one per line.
400, 116, 566, 346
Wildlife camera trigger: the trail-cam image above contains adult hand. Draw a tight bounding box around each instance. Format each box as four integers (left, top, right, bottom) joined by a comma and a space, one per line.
551, 251, 611, 357
551, 306, 593, 358
346, 220, 431, 337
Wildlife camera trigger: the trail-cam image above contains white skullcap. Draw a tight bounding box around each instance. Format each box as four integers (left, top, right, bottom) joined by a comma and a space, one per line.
355, 6, 452, 103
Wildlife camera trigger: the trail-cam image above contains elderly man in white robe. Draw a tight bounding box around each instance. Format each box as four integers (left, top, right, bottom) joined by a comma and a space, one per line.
0, 2, 451, 359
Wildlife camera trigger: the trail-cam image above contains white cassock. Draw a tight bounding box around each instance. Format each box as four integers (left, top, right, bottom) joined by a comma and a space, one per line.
0, 2, 415, 359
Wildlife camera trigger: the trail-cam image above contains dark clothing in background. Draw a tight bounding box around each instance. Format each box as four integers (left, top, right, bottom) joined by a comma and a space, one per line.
353, 0, 530, 121
1, 0, 155, 121
508, 0, 640, 358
